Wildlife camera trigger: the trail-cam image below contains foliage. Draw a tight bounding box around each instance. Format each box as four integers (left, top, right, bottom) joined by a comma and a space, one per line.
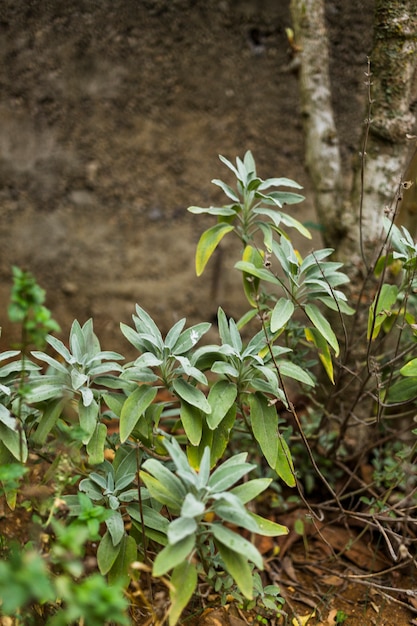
0, 497, 129, 625
1, 152, 417, 624
8, 265, 60, 350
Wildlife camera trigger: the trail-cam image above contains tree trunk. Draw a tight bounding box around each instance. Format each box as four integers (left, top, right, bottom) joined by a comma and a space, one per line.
289, 0, 417, 456
290, 0, 417, 269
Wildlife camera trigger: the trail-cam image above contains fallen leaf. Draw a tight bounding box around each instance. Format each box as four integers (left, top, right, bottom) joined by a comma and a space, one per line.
281, 555, 299, 582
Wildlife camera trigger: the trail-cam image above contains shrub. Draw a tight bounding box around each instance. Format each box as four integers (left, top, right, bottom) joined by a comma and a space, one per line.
0, 152, 416, 624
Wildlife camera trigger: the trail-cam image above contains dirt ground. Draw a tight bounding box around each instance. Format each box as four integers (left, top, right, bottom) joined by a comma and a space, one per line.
0, 0, 373, 358
3, 1, 416, 624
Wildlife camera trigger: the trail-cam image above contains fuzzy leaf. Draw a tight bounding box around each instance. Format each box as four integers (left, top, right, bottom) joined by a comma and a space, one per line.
207, 380, 237, 429
107, 533, 137, 588
31, 399, 65, 445
169, 560, 198, 626
139, 472, 182, 514
179, 400, 203, 446
215, 541, 253, 599
153, 535, 195, 577
120, 385, 157, 443
79, 398, 99, 444
141, 459, 186, 503
270, 298, 295, 332
86, 422, 107, 465
172, 378, 211, 414
105, 510, 125, 547
230, 478, 272, 504
168, 516, 198, 544
208, 459, 255, 492
210, 523, 263, 569
97, 530, 121, 575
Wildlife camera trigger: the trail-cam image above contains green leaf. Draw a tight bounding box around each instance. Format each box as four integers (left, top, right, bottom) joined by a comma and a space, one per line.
208, 459, 255, 492
400, 358, 417, 377
25, 382, 66, 403
270, 298, 295, 332
305, 303, 339, 356
305, 327, 334, 382
106, 510, 125, 546
168, 516, 198, 544
367, 284, 398, 340
277, 361, 315, 386
172, 378, 211, 414
241, 245, 263, 306
79, 398, 99, 444
120, 385, 157, 443
213, 500, 263, 534
210, 523, 263, 569
217, 306, 231, 345
102, 392, 125, 418
215, 541, 253, 599
172, 322, 211, 354
165, 318, 187, 349
141, 459, 186, 503
46, 334, 74, 363
248, 392, 278, 469
195, 223, 235, 276
139, 472, 182, 514
207, 380, 237, 429
230, 478, 272, 504
127, 503, 169, 537
0, 422, 28, 462
258, 177, 303, 191
188, 205, 237, 216
153, 534, 195, 577
97, 530, 121, 575
211, 178, 240, 202
278, 211, 311, 238
179, 400, 203, 446
31, 399, 65, 445
108, 533, 137, 588
181, 492, 206, 517
276, 435, 295, 487
169, 560, 198, 626
248, 512, 288, 537
234, 261, 281, 285
209, 405, 236, 465
218, 153, 240, 179
86, 422, 107, 465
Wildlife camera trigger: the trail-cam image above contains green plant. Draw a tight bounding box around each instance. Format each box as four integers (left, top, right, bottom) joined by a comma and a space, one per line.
0, 492, 129, 625
8, 266, 60, 351
188, 151, 353, 382
335, 609, 348, 624
1, 151, 417, 626
137, 437, 287, 625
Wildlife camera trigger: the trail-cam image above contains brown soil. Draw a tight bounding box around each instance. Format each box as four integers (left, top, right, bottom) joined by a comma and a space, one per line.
2, 1, 416, 625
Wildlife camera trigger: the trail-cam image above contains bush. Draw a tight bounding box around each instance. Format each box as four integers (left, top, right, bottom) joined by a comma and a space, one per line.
0, 152, 416, 624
